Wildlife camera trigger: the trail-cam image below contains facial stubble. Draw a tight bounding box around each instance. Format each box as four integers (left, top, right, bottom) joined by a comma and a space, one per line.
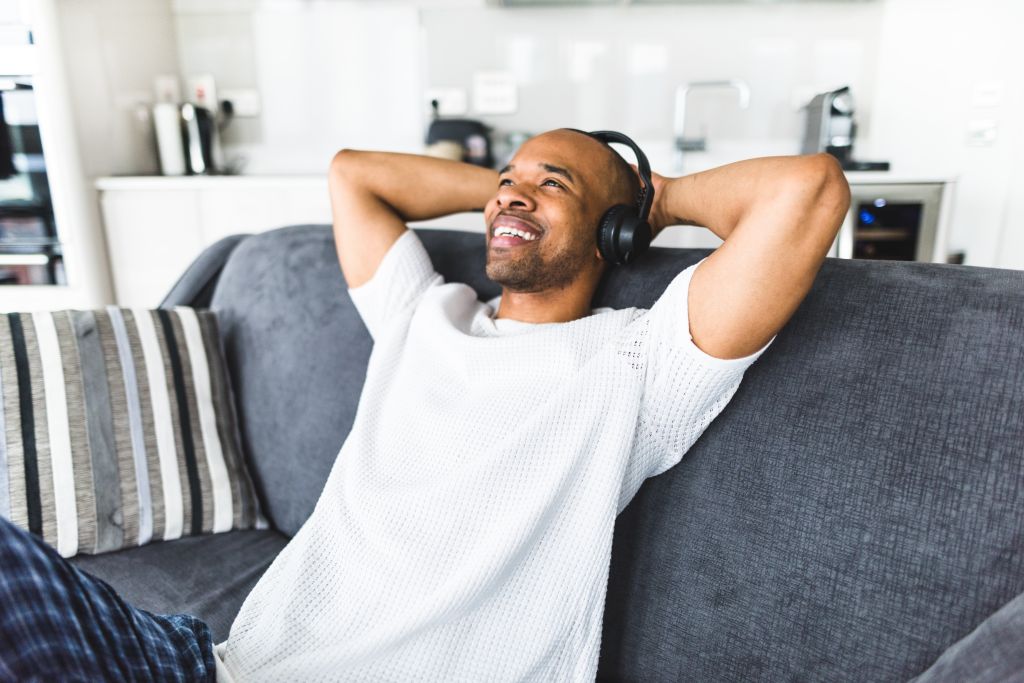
485, 241, 592, 293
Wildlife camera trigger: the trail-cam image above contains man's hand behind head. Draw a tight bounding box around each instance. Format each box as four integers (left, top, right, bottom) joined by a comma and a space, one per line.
630, 163, 674, 238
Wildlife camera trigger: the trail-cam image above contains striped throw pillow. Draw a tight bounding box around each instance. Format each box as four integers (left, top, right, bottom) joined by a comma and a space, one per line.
0, 306, 263, 558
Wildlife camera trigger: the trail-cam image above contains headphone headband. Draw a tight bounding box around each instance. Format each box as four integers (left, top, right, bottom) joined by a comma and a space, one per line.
558, 128, 655, 266
566, 128, 654, 223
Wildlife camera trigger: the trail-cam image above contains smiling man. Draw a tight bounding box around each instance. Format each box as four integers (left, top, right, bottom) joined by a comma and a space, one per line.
0, 128, 849, 682
213, 129, 850, 680
484, 135, 640, 304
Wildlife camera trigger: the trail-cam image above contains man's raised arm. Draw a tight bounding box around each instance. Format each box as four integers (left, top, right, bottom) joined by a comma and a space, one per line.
328, 150, 498, 289
647, 153, 850, 359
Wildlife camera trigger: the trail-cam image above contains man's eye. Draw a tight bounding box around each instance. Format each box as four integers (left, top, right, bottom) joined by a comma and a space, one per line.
499, 178, 512, 186
542, 179, 563, 189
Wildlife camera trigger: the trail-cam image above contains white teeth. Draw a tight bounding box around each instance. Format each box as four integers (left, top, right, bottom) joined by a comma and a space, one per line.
494, 226, 538, 241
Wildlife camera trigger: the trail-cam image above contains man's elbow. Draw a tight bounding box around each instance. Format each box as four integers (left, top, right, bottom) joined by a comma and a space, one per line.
779, 154, 850, 241
329, 148, 366, 188
807, 153, 851, 231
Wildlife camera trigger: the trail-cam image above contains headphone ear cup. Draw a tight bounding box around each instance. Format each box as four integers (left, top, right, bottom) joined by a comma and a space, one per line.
597, 204, 653, 266
597, 205, 629, 266
617, 217, 652, 266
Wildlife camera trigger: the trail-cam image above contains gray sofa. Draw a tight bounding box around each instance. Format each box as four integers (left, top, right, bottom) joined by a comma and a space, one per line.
71, 224, 1024, 681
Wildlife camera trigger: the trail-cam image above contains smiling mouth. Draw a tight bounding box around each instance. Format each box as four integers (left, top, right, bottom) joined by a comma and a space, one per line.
489, 214, 543, 248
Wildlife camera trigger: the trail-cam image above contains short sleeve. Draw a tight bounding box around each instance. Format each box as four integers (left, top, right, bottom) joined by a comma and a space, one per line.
625, 258, 774, 483
346, 229, 443, 341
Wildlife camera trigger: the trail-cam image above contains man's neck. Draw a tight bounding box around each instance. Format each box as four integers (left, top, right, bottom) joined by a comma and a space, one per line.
493, 287, 597, 324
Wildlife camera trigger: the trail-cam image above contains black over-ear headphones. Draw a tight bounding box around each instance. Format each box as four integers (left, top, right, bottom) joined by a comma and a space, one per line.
568, 129, 655, 266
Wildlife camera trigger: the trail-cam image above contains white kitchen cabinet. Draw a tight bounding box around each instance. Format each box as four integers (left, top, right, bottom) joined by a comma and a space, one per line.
96, 176, 482, 307
100, 188, 204, 307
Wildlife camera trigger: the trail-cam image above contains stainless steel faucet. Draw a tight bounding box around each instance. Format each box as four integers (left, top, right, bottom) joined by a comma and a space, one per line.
673, 79, 751, 172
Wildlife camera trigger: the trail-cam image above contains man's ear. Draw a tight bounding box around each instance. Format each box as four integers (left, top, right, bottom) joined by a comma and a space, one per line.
593, 248, 612, 282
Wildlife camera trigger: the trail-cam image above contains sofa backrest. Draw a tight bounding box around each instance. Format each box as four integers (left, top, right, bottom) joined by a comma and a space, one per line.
208, 224, 1024, 681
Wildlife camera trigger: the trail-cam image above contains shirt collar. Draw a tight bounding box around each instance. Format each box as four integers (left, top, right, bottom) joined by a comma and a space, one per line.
485, 295, 612, 326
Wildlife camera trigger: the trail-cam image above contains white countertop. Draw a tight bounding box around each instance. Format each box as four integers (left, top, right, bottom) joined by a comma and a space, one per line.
843, 171, 955, 185
95, 135, 956, 191
95, 170, 955, 191
95, 175, 329, 191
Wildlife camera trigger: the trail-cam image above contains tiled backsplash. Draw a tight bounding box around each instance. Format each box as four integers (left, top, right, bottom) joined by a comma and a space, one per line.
171, 1, 883, 174
420, 4, 881, 145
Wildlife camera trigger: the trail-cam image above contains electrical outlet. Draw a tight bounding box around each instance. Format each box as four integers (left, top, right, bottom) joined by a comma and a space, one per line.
971, 81, 1003, 108
425, 88, 468, 117
472, 72, 517, 115
187, 74, 217, 110
966, 119, 998, 146
221, 89, 261, 117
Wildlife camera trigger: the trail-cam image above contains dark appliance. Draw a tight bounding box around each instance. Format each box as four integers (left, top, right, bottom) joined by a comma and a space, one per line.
426, 102, 493, 168
181, 103, 222, 175
834, 183, 948, 263
153, 101, 226, 176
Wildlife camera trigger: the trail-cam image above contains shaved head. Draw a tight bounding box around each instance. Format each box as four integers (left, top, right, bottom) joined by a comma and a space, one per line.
556, 128, 642, 211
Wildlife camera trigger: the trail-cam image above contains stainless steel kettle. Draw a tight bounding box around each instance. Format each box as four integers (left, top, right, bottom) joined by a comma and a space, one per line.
153, 102, 224, 175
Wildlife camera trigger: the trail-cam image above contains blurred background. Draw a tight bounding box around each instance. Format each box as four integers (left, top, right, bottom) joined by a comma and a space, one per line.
1, 0, 1021, 309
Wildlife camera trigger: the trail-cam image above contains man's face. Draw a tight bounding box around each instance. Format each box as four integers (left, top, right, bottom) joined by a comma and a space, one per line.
483, 130, 612, 293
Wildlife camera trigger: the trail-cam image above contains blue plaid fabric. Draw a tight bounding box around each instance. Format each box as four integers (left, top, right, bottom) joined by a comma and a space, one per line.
0, 516, 215, 682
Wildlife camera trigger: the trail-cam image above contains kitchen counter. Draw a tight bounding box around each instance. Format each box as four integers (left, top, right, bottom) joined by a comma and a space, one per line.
843, 171, 955, 185
95, 170, 956, 191
95, 169, 955, 307
95, 175, 328, 191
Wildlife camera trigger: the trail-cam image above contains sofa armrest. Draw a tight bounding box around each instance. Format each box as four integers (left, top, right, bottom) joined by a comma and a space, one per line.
910, 591, 1024, 682
160, 234, 250, 309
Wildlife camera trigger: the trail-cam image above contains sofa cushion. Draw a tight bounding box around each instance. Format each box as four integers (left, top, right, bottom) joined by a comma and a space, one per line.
210, 226, 374, 536
70, 528, 289, 642
0, 307, 262, 558
161, 234, 248, 309
597, 257, 1024, 681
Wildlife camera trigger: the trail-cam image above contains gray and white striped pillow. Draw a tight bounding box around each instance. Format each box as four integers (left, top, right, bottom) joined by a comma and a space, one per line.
0, 306, 263, 558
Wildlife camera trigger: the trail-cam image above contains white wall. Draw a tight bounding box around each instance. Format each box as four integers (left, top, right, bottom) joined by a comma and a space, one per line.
420, 2, 882, 153
866, 0, 1024, 268
172, 0, 883, 173
56, 0, 180, 177
173, 0, 424, 175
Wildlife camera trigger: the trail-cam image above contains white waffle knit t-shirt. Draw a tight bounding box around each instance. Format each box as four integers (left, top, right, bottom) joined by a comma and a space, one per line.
216, 229, 772, 682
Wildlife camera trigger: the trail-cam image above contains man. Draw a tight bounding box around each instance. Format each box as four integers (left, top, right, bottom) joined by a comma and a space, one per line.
216, 129, 849, 680
0, 128, 848, 681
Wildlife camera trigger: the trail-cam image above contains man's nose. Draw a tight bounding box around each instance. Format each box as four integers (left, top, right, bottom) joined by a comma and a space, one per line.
496, 185, 536, 211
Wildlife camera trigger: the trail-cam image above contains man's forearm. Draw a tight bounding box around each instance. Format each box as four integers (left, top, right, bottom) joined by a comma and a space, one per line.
330, 150, 497, 222
658, 152, 849, 359
655, 154, 848, 244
